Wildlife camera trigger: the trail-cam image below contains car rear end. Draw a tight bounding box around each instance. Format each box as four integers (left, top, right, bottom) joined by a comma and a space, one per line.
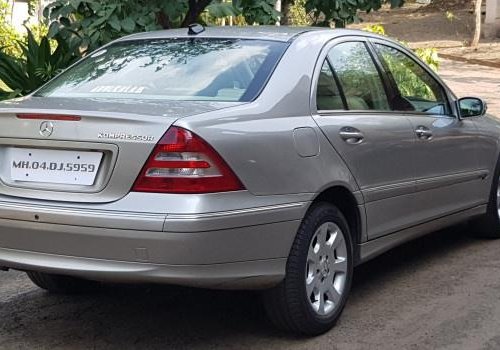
0, 33, 309, 289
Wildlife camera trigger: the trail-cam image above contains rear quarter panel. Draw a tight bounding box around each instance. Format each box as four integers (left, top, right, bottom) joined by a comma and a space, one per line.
175, 32, 360, 198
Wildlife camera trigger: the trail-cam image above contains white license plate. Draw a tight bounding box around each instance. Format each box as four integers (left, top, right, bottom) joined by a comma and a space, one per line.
9, 148, 103, 186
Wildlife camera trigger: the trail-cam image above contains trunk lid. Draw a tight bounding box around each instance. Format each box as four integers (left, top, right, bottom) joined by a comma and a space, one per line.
0, 96, 242, 203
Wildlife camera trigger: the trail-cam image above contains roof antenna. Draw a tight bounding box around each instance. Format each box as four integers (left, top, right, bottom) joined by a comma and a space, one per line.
188, 23, 205, 35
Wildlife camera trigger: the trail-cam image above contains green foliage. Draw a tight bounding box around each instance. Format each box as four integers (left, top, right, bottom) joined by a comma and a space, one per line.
44, 0, 162, 56
364, 24, 439, 71
445, 10, 456, 22
288, 0, 310, 26
237, 0, 280, 24
26, 22, 51, 42
380, 49, 436, 100
44, 0, 281, 56
363, 23, 386, 36
206, 1, 241, 18
363, 24, 440, 101
0, 28, 79, 100
0, 1, 23, 57
306, 0, 404, 27
414, 47, 439, 72
27, 0, 39, 16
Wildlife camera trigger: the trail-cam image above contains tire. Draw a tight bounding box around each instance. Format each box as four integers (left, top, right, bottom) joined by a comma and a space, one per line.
26, 271, 100, 294
262, 202, 354, 336
473, 162, 500, 238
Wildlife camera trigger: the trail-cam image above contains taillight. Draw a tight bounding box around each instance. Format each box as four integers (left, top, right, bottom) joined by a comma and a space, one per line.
132, 126, 244, 194
17, 114, 81, 121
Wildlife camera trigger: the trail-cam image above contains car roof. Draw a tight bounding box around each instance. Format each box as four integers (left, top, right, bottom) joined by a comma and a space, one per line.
116, 26, 373, 43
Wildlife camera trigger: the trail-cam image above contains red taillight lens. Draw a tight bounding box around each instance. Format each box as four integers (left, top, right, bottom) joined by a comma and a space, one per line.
17, 114, 81, 121
132, 126, 244, 194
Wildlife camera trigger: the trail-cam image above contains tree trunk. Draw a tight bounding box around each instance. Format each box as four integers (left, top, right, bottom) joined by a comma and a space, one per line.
471, 0, 482, 49
280, 0, 294, 25
275, 0, 281, 25
181, 0, 213, 27
157, 11, 173, 29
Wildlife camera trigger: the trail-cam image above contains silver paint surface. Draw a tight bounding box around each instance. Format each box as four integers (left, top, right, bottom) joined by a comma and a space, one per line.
0, 27, 498, 288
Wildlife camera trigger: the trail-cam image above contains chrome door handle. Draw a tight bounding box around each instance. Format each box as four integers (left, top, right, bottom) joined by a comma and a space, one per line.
415, 126, 432, 139
339, 127, 364, 144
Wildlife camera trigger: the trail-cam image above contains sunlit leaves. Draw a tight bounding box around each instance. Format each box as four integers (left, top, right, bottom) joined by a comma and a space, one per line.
236, 0, 280, 24
306, 0, 404, 27
0, 28, 79, 100
45, 0, 162, 55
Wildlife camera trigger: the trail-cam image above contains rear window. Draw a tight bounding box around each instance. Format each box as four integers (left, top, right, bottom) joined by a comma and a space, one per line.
36, 39, 288, 102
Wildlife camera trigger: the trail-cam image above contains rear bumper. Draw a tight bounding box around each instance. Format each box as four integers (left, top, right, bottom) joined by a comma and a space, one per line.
0, 248, 286, 289
0, 197, 307, 289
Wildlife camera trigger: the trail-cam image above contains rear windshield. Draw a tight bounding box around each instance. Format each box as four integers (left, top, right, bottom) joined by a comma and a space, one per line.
36, 38, 288, 102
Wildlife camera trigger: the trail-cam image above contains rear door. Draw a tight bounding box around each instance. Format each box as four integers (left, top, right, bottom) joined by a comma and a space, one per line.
312, 38, 417, 240
371, 41, 484, 222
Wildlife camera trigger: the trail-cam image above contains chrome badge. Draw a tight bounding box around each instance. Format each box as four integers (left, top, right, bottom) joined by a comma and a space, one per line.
98, 132, 155, 142
39, 121, 54, 137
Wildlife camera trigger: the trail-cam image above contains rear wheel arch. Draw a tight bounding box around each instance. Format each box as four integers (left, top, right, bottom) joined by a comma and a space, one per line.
309, 186, 363, 255
263, 200, 355, 334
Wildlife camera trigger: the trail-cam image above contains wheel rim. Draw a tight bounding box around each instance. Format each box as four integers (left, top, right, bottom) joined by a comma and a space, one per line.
305, 222, 348, 317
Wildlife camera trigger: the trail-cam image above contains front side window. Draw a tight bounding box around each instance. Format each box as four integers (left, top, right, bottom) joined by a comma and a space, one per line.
328, 42, 390, 111
374, 44, 448, 115
36, 39, 288, 102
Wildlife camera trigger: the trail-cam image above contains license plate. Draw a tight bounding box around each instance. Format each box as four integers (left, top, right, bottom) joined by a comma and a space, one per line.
9, 148, 103, 186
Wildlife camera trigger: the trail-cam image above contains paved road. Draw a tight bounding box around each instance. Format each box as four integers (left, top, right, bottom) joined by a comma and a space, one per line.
1, 60, 500, 350
3, 225, 500, 350
439, 59, 500, 117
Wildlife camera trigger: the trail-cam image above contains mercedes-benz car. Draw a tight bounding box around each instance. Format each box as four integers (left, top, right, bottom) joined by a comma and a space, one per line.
0, 25, 498, 335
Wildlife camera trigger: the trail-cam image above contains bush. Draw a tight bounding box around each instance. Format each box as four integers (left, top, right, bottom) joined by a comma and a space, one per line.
0, 28, 79, 100
363, 24, 440, 71
363, 24, 440, 101
44, 0, 162, 57
0, 0, 22, 57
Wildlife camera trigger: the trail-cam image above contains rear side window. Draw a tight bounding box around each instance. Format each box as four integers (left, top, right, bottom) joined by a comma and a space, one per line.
374, 44, 448, 115
316, 61, 345, 111
327, 42, 390, 111
36, 39, 288, 102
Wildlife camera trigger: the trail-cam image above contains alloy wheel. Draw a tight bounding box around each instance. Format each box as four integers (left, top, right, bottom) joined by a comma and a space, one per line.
305, 222, 348, 316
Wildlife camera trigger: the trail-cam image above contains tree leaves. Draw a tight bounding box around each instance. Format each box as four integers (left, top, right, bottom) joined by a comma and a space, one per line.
207, 1, 241, 18
0, 28, 79, 100
121, 17, 136, 32
44, 0, 164, 56
307, 0, 404, 27
237, 0, 280, 24
42, 0, 405, 60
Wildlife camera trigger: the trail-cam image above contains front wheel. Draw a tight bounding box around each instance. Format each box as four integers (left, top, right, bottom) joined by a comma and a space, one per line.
473, 166, 500, 238
262, 202, 354, 335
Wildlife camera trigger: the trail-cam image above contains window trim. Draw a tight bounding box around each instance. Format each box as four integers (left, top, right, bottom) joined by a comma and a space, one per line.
367, 39, 456, 118
311, 36, 394, 115
33, 38, 291, 104
311, 35, 459, 118
317, 58, 348, 111
326, 58, 348, 110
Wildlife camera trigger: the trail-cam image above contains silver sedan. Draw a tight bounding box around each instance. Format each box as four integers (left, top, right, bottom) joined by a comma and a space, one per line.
0, 25, 498, 335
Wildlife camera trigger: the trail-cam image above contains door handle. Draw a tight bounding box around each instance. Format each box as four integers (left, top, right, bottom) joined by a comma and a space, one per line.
415, 126, 432, 140
339, 127, 364, 144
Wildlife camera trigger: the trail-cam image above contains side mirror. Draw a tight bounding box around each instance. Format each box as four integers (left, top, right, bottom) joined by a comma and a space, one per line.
458, 97, 487, 118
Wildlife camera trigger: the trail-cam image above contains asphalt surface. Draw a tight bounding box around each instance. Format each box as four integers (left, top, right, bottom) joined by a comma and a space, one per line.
2, 223, 500, 350
439, 59, 500, 117
2, 60, 500, 349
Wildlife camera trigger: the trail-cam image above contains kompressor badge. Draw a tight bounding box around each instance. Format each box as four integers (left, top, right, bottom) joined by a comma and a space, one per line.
98, 132, 155, 142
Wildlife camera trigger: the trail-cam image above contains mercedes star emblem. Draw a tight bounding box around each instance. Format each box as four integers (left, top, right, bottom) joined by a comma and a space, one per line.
39, 121, 54, 137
